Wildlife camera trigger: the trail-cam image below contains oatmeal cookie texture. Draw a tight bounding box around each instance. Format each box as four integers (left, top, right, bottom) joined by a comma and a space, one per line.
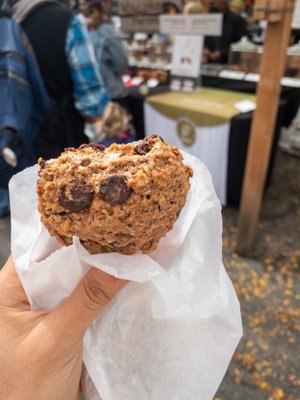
37, 136, 193, 255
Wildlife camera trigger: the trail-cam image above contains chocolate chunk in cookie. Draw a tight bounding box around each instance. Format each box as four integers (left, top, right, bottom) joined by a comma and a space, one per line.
134, 141, 151, 155
100, 175, 132, 204
134, 135, 165, 155
59, 185, 94, 212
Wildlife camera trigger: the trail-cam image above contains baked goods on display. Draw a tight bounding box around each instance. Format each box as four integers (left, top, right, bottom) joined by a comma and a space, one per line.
136, 68, 168, 83
37, 136, 193, 255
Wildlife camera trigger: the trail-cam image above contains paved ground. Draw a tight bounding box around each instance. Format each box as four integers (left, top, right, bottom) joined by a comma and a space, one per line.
215, 148, 300, 400
0, 147, 299, 400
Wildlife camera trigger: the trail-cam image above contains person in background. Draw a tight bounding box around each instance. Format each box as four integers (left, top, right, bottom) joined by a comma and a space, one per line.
203, 0, 247, 63
229, 0, 245, 14
162, 2, 180, 14
184, 0, 210, 12
183, 0, 203, 14
0, 0, 49, 216
0, 188, 9, 217
87, 101, 136, 146
87, 0, 128, 101
0, 256, 127, 399
86, 0, 136, 143
12, 0, 109, 159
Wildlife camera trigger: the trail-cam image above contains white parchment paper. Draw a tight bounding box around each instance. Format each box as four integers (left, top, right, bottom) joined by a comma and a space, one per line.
9, 151, 242, 400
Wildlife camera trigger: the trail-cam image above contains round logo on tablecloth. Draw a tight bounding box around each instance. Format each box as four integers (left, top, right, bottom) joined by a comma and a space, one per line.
177, 118, 196, 147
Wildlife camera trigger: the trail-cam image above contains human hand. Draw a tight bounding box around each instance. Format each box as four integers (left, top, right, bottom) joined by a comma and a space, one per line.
0, 256, 127, 400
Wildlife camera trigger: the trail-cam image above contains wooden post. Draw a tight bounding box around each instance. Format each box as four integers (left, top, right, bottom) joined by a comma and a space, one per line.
236, 0, 294, 255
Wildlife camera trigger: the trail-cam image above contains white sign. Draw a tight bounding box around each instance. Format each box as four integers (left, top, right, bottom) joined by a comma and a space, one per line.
159, 14, 223, 36
118, 0, 182, 15
218, 69, 246, 80
119, 0, 182, 33
234, 99, 256, 113
121, 15, 160, 33
281, 77, 300, 87
244, 73, 260, 82
171, 35, 203, 78
292, 0, 300, 29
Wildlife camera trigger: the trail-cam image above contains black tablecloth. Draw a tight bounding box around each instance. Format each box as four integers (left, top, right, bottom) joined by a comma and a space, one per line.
226, 99, 286, 205
202, 75, 300, 128
127, 79, 294, 205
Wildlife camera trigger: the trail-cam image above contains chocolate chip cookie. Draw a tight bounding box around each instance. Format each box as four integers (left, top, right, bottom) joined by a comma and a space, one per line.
37, 136, 193, 255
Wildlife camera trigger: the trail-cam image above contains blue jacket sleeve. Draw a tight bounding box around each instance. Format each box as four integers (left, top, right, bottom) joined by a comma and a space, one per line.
65, 14, 110, 117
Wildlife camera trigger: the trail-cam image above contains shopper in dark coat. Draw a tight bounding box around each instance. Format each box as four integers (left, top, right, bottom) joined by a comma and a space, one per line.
204, 0, 247, 64
11, 0, 109, 159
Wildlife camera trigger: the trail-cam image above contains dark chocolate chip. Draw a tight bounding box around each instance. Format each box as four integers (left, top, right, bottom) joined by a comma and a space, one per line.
176, 210, 181, 218
59, 184, 94, 212
79, 143, 106, 151
134, 141, 151, 155
100, 175, 132, 204
134, 135, 165, 155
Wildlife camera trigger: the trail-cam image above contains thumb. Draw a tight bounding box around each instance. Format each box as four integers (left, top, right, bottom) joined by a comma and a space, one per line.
49, 267, 127, 340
